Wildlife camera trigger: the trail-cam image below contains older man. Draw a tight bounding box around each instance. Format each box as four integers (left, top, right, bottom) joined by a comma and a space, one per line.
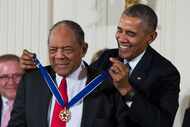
8, 20, 128, 127
0, 54, 23, 127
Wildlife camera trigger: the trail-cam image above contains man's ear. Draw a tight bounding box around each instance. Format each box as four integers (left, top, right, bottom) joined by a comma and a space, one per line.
82, 42, 88, 57
146, 31, 157, 44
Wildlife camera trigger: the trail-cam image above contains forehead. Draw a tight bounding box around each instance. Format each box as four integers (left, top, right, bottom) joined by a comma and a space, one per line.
118, 16, 144, 30
49, 25, 76, 44
48, 25, 81, 48
0, 61, 22, 74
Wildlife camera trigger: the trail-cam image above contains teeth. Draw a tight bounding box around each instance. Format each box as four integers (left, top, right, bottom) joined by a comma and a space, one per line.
119, 45, 130, 49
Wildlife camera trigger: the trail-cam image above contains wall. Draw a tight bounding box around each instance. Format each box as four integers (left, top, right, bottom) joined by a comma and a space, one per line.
0, 0, 51, 63
174, 0, 190, 126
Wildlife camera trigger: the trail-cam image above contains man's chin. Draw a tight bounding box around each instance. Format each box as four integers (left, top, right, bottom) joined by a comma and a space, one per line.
56, 70, 70, 77
4, 93, 16, 100
119, 51, 131, 60
119, 50, 127, 58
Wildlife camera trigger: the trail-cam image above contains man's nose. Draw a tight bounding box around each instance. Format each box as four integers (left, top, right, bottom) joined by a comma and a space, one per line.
7, 77, 16, 84
118, 32, 128, 42
118, 36, 129, 43
55, 49, 67, 59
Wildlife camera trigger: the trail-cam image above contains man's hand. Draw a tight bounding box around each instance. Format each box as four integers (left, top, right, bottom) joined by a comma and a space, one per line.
108, 57, 133, 96
20, 49, 36, 70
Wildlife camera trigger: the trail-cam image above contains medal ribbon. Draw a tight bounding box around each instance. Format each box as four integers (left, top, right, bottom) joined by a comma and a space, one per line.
33, 55, 110, 108
33, 55, 65, 106
68, 70, 109, 108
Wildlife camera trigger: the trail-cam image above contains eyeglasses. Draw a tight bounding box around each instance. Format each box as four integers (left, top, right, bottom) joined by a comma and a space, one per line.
0, 73, 23, 83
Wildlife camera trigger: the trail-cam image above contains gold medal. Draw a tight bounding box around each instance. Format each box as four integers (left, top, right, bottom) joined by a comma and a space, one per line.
59, 108, 71, 122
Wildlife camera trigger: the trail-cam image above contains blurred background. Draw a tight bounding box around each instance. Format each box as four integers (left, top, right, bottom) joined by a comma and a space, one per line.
0, 0, 189, 126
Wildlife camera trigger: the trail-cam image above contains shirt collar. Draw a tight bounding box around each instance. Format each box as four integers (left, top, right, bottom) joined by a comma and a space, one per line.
124, 49, 146, 72
1, 96, 14, 106
56, 61, 87, 85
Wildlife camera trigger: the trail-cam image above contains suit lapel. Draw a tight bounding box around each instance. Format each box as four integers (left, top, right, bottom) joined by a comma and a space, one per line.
129, 46, 153, 92
39, 66, 55, 126
80, 65, 101, 127
0, 97, 2, 125
40, 81, 51, 126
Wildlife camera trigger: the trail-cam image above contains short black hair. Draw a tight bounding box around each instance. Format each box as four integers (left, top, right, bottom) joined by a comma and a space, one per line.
0, 54, 20, 63
48, 20, 85, 45
122, 4, 158, 32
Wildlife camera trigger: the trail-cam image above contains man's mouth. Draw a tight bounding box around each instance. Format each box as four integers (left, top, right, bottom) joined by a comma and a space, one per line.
5, 87, 17, 90
55, 63, 69, 68
119, 44, 132, 49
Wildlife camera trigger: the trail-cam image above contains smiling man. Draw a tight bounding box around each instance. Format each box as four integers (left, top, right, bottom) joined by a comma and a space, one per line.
91, 4, 180, 127
0, 54, 23, 127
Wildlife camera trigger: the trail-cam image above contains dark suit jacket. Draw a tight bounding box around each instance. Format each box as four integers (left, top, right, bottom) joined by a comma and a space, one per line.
91, 46, 180, 127
182, 107, 190, 127
8, 65, 128, 127
0, 98, 2, 125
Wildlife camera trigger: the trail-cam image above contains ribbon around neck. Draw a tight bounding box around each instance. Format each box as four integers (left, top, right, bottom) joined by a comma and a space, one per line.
33, 54, 110, 108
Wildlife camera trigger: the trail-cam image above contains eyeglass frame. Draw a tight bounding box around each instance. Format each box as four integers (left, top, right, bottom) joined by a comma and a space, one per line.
0, 73, 23, 83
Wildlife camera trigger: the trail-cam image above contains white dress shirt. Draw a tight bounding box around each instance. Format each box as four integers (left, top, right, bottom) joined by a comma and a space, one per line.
49, 61, 87, 127
124, 50, 146, 75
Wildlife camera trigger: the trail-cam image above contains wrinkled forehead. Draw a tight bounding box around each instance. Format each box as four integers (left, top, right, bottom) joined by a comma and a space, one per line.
119, 15, 143, 24
119, 16, 145, 29
119, 15, 150, 33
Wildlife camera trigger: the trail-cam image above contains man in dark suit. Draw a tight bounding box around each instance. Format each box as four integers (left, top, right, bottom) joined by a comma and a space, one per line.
0, 54, 23, 127
8, 20, 127, 127
18, 4, 180, 127
91, 4, 180, 127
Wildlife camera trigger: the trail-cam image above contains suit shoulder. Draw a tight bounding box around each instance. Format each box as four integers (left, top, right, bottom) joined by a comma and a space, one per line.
90, 48, 118, 70
23, 65, 54, 78
150, 47, 180, 76
101, 48, 118, 57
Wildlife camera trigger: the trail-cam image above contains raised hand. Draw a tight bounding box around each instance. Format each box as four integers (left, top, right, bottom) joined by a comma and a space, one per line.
108, 57, 133, 95
20, 49, 36, 70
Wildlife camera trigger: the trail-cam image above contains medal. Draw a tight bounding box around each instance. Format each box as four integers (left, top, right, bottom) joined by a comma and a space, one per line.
59, 108, 71, 122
